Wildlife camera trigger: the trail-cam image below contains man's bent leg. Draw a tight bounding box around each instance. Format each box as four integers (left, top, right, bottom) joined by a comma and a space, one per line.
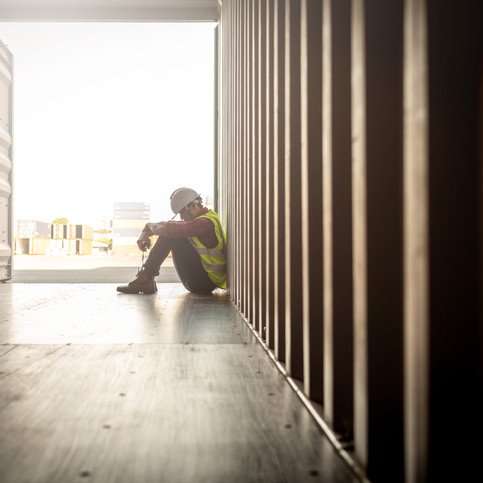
117, 236, 174, 294
171, 239, 217, 295
141, 236, 174, 277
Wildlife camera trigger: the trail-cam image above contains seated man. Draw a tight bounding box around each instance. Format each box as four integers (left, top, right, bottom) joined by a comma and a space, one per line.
117, 187, 226, 295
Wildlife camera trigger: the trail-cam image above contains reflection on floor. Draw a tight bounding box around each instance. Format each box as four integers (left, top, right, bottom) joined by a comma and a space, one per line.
0, 283, 359, 482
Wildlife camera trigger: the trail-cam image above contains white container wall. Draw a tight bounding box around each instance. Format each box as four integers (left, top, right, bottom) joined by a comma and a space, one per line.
0, 40, 13, 282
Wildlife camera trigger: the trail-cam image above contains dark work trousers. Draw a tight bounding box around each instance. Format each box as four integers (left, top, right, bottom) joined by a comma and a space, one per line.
142, 236, 217, 295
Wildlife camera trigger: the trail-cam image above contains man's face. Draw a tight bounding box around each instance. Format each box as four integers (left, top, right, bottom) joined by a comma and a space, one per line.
180, 203, 195, 221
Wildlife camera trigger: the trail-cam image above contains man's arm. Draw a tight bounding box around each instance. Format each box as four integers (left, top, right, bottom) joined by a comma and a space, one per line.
137, 222, 168, 251
144, 222, 168, 237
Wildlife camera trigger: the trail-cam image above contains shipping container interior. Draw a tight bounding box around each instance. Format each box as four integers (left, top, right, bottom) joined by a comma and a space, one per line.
0, 1, 482, 482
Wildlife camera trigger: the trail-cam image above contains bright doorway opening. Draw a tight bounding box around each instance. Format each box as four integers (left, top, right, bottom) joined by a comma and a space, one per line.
0, 22, 216, 282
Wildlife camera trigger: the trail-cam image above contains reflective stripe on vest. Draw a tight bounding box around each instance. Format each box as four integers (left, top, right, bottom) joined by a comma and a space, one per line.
191, 246, 225, 257
188, 210, 227, 289
200, 261, 226, 272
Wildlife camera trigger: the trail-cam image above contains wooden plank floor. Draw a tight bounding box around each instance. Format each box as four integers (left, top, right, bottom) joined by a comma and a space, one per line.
0, 283, 359, 483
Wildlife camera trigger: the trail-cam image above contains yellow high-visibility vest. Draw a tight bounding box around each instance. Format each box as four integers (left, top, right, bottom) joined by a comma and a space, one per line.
189, 210, 227, 289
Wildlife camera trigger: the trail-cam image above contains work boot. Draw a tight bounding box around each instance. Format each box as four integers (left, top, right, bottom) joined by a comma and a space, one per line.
117, 269, 157, 294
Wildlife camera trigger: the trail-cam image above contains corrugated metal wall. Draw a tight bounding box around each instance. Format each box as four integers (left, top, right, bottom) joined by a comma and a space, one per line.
218, 0, 483, 481
0, 40, 13, 282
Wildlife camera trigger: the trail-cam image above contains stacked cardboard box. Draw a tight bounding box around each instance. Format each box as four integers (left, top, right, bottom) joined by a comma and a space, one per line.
112, 202, 149, 255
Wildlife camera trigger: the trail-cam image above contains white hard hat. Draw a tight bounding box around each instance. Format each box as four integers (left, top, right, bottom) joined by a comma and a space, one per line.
170, 187, 200, 215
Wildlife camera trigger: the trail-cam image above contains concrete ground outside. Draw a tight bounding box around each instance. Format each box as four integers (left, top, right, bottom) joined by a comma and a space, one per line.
11, 255, 180, 283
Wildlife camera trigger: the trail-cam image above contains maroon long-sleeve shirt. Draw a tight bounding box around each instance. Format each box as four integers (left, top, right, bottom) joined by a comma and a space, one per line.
165, 208, 218, 249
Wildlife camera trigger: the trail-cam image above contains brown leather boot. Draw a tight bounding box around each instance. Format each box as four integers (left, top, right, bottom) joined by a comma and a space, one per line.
117, 269, 157, 294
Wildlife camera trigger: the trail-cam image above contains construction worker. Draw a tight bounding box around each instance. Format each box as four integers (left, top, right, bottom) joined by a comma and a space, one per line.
117, 187, 226, 295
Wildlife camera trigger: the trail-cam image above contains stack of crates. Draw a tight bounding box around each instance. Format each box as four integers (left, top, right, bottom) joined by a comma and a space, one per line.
50, 223, 68, 255
15, 220, 51, 255
112, 202, 150, 255
68, 224, 94, 255
50, 223, 93, 255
